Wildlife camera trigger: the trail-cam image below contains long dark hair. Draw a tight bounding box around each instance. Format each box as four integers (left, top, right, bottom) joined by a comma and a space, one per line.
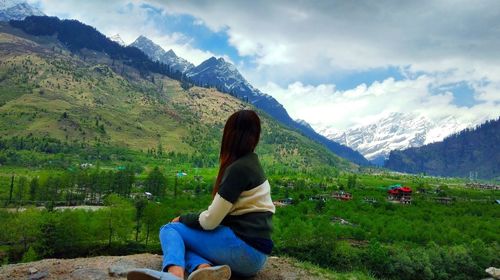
212, 110, 261, 197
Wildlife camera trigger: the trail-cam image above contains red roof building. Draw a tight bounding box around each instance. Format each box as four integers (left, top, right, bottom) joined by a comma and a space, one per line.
332, 191, 353, 201
387, 186, 412, 204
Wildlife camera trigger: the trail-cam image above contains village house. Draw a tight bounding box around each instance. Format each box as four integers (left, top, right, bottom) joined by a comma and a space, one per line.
387, 186, 412, 204
332, 191, 352, 201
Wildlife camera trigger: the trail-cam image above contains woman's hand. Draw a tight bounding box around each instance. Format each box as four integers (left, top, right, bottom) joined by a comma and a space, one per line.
171, 216, 180, 223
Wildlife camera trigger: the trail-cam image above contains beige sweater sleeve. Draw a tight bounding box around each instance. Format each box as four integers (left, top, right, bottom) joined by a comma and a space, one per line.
198, 193, 233, 230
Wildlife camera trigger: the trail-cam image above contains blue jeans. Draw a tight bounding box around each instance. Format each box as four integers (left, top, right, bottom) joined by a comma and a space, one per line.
159, 222, 267, 277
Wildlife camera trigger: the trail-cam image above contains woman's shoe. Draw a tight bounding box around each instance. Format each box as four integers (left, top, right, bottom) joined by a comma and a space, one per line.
127, 268, 181, 280
187, 265, 231, 280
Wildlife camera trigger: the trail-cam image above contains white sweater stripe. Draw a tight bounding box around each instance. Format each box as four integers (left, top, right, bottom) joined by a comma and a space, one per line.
198, 193, 233, 230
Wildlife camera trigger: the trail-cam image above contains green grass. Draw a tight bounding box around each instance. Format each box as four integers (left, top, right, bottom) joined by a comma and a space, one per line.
288, 256, 376, 279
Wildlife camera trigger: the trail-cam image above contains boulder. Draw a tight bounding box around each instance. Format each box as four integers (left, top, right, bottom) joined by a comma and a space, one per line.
486, 267, 500, 279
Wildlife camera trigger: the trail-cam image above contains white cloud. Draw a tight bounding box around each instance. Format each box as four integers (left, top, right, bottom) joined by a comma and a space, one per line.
148, 0, 500, 87
261, 76, 499, 133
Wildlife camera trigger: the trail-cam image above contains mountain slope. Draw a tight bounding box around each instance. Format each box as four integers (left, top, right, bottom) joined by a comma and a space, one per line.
187, 58, 371, 165
130, 36, 370, 166
322, 112, 470, 165
130, 35, 194, 75
384, 118, 500, 179
0, 19, 354, 171
0, 0, 44, 21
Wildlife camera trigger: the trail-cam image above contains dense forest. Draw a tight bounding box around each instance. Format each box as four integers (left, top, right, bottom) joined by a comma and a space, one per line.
0, 170, 498, 280
385, 118, 500, 179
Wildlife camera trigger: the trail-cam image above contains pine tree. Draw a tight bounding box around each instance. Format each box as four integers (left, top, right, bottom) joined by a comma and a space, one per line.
29, 177, 39, 202
145, 167, 167, 197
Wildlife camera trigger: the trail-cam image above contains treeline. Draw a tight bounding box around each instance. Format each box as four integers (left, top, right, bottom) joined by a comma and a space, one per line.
1, 166, 187, 207
385, 117, 500, 179
0, 136, 138, 167
0, 195, 203, 263
0, 136, 205, 169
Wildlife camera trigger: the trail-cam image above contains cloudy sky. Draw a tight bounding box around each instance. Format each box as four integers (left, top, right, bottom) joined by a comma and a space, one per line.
27, 0, 500, 132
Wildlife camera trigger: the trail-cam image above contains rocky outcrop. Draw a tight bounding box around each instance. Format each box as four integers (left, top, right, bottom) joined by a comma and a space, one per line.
486, 267, 500, 280
0, 253, 325, 280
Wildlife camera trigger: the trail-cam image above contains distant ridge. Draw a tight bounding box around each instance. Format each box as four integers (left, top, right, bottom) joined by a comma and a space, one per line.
10, 16, 182, 79
109, 33, 125, 46
322, 112, 471, 165
130, 35, 194, 74
385, 117, 500, 179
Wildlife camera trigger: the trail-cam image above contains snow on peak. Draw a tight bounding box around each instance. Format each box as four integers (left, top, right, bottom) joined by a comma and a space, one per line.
109, 34, 125, 46
0, 0, 44, 21
319, 112, 471, 162
0, 0, 22, 9
165, 49, 176, 57
130, 35, 194, 74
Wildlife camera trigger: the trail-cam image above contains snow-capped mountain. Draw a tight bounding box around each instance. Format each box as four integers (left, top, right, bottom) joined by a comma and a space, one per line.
186, 56, 371, 165
130, 35, 194, 74
186, 57, 267, 98
0, 0, 44, 21
186, 56, 295, 121
129, 36, 370, 165
109, 34, 125, 46
320, 112, 471, 165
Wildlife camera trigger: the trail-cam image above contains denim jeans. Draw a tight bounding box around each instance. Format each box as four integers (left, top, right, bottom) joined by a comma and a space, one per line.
159, 222, 267, 277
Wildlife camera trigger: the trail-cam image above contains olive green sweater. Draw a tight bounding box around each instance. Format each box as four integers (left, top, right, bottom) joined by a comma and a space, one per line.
180, 152, 275, 252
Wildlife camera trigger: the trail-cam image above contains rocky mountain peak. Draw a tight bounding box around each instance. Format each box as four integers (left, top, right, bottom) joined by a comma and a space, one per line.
165, 49, 176, 57
0, 0, 44, 21
109, 33, 125, 46
130, 35, 194, 74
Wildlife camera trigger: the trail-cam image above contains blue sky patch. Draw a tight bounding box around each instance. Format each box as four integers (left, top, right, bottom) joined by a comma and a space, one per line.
430, 81, 479, 108
332, 66, 405, 91
141, 3, 243, 64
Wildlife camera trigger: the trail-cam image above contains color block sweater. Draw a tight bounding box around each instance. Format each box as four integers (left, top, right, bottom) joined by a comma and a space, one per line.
179, 152, 275, 254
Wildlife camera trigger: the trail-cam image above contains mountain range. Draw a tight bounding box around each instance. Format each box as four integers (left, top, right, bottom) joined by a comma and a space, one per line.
320, 112, 472, 165
130, 35, 371, 165
0, 16, 354, 172
385, 118, 500, 179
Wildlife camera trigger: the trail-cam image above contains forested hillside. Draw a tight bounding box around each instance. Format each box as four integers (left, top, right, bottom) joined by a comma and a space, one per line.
0, 21, 353, 173
385, 118, 500, 179
13, 15, 370, 166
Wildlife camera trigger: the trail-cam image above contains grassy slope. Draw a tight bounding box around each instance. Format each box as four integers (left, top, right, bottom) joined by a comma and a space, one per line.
0, 25, 354, 171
